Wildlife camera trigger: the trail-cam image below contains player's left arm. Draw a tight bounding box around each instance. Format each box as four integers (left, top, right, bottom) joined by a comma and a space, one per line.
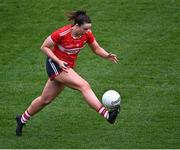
88, 40, 119, 63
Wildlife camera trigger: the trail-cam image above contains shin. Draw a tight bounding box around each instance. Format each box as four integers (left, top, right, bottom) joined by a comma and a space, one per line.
27, 96, 51, 116
79, 82, 102, 111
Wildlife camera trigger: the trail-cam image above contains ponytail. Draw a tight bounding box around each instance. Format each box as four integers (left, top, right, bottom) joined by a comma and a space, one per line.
67, 10, 91, 26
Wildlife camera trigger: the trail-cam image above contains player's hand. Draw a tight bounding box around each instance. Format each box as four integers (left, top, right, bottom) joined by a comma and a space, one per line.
106, 53, 119, 63
58, 60, 69, 73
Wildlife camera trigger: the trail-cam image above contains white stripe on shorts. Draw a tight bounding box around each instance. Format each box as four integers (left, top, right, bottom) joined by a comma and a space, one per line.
48, 58, 59, 75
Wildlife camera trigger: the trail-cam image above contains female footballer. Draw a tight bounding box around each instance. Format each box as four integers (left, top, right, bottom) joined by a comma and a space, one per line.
16, 10, 120, 136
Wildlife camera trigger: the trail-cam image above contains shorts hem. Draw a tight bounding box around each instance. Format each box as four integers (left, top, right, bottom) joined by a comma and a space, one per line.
49, 70, 63, 80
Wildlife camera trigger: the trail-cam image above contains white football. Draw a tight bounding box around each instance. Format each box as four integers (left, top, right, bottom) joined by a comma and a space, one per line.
102, 90, 121, 109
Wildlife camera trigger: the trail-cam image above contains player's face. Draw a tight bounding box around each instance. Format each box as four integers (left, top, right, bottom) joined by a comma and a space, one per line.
76, 23, 92, 35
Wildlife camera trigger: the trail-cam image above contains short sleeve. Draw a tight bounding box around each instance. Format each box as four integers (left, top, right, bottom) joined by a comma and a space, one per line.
86, 30, 95, 44
50, 30, 61, 44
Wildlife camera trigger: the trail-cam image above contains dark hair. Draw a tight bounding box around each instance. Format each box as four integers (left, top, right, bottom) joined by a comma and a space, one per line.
67, 10, 91, 26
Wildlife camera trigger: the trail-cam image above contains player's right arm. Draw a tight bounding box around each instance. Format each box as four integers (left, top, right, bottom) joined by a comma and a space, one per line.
40, 36, 69, 71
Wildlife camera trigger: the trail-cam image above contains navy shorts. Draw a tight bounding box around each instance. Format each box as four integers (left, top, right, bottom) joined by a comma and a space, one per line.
46, 58, 63, 80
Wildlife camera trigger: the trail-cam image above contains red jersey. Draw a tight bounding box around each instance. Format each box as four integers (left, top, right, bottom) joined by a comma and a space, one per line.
50, 24, 95, 68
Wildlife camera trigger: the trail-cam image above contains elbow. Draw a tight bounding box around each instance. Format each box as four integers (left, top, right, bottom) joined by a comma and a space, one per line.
40, 44, 44, 50
40, 45, 45, 52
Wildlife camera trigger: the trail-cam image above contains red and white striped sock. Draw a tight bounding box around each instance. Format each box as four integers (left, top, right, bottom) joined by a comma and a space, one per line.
98, 106, 109, 119
21, 110, 31, 123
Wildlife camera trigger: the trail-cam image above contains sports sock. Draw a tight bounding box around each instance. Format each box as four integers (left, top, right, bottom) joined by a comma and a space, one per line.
21, 110, 31, 123
97, 106, 109, 119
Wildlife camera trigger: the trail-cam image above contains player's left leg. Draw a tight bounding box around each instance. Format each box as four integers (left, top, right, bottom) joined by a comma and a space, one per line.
54, 68, 120, 123
55, 68, 102, 110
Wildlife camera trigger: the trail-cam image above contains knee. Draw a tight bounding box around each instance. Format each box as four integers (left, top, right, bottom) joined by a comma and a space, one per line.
79, 81, 91, 92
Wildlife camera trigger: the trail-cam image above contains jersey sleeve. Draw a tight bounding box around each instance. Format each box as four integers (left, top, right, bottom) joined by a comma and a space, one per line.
50, 30, 61, 44
86, 30, 95, 44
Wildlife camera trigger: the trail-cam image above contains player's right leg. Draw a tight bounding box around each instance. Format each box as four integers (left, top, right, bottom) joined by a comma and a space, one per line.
16, 79, 65, 136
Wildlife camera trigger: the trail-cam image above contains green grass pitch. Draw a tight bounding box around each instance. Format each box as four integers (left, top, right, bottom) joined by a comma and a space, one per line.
0, 0, 179, 148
